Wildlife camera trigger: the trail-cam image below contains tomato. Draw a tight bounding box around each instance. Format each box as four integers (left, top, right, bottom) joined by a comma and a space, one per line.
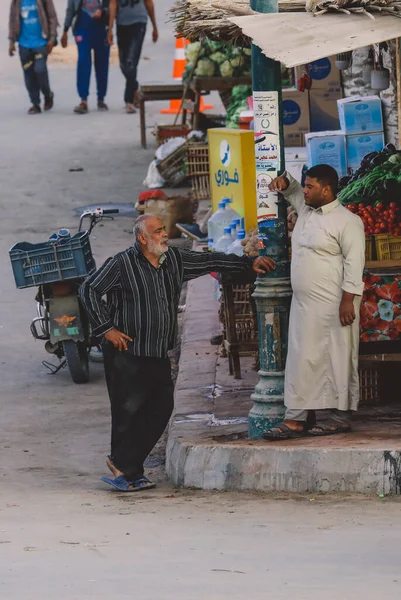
368, 217, 374, 225
376, 202, 384, 211
390, 202, 397, 209
358, 203, 365, 210
380, 223, 387, 231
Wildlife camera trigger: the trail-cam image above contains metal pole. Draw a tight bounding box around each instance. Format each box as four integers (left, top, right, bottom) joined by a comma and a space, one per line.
248, 0, 293, 438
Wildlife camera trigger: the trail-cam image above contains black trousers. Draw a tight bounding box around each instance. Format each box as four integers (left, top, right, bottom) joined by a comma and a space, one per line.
103, 344, 174, 481
117, 22, 147, 104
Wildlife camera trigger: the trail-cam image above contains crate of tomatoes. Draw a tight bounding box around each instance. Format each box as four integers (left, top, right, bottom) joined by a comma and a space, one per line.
338, 144, 401, 260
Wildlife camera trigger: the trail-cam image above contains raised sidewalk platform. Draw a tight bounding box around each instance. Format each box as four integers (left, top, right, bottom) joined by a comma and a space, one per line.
166, 275, 401, 495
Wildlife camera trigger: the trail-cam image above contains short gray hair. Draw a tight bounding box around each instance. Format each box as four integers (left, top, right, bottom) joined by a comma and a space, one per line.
133, 213, 156, 242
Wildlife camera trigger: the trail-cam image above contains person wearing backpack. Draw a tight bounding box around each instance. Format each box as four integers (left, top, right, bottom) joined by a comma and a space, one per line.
61, 0, 110, 114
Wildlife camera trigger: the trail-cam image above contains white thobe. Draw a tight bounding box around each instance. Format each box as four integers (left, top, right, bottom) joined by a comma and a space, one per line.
283, 174, 365, 412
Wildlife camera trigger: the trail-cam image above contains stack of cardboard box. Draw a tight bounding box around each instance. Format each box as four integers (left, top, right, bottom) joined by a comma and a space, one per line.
282, 56, 343, 147
338, 96, 385, 171
305, 96, 385, 176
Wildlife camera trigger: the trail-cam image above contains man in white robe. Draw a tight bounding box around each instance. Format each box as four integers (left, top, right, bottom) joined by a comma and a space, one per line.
264, 164, 365, 439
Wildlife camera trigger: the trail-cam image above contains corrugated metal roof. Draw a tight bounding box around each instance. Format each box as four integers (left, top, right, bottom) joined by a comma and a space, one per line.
228, 12, 401, 67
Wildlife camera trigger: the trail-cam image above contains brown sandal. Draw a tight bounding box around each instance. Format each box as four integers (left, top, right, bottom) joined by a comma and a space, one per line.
308, 422, 351, 437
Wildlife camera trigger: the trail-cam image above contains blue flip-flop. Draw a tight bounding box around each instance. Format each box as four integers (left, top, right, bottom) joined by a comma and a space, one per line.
101, 474, 156, 492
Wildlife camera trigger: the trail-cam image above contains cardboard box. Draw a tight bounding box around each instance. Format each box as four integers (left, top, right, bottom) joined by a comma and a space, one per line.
305, 131, 347, 177
295, 56, 341, 89
282, 89, 310, 147
285, 147, 307, 182
337, 95, 383, 135
309, 87, 342, 132
346, 132, 385, 170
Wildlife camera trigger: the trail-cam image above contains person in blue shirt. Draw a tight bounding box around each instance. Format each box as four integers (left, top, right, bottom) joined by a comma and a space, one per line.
61, 0, 110, 114
8, 0, 58, 114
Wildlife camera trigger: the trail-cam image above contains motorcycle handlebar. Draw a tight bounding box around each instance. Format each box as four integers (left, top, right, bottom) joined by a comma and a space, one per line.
102, 209, 120, 215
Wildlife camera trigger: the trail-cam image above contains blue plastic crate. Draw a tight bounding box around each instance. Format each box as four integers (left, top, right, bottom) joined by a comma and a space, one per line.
9, 231, 96, 289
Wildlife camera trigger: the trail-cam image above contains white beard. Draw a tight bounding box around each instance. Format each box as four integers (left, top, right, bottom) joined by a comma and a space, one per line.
147, 238, 168, 257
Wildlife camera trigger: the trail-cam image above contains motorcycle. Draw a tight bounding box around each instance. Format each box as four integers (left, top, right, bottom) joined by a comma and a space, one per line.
9, 207, 119, 383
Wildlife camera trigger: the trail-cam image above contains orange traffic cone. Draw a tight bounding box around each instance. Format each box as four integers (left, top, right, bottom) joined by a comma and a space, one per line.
161, 38, 213, 115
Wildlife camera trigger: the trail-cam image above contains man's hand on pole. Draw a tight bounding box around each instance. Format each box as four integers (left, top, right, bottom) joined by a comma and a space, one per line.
269, 175, 290, 193
252, 256, 276, 275
104, 328, 133, 351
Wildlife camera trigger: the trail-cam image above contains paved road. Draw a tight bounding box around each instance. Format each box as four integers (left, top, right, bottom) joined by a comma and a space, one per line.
0, 2, 401, 598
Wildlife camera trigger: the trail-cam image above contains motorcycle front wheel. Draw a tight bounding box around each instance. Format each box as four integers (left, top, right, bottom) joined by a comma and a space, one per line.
62, 340, 90, 384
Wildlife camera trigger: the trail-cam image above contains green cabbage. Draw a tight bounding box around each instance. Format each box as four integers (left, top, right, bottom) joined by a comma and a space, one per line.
195, 58, 216, 77
209, 52, 227, 65
230, 56, 245, 68
220, 60, 234, 77
186, 42, 202, 63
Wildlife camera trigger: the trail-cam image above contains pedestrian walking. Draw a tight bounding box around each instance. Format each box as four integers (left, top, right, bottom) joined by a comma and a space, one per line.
8, 0, 57, 114
79, 214, 275, 491
263, 165, 365, 440
107, 0, 158, 114
61, 0, 110, 114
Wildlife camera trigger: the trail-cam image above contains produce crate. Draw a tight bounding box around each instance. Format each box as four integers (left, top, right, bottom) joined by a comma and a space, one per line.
9, 231, 95, 289
156, 142, 187, 187
365, 235, 373, 261
186, 143, 210, 200
359, 366, 380, 405
155, 124, 190, 147
375, 234, 401, 260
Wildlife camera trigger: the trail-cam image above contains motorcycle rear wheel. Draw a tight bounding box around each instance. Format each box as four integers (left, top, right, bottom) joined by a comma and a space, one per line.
62, 340, 89, 384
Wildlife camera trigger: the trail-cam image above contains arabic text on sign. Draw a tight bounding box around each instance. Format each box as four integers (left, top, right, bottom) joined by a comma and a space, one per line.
214, 169, 240, 187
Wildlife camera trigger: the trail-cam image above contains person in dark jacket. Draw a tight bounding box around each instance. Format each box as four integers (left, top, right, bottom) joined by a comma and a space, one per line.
61, 0, 110, 114
8, 0, 58, 114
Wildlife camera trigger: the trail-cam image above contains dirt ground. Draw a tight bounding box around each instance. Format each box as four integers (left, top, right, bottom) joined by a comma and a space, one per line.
1, 2, 401, 598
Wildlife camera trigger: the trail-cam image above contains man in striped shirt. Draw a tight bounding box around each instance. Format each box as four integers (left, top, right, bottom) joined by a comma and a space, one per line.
79, 214, 275, 492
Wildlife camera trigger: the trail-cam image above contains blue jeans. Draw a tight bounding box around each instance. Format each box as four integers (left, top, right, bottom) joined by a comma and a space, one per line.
75, 11, 110, 101
19, 45, 51, 106
117, 22, 147, 104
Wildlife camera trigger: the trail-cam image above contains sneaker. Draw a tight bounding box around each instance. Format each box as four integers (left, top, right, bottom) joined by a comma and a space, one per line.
74, 101, 88, 114
28, 105, 41, 115
133, 87, 143, 109
44, 92, 54, 111
125, 103, 136, 114
97, 100, 108, 111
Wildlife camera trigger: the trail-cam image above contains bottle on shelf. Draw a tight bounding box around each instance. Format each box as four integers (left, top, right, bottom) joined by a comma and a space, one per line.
227, 230, 246, 256
207, 202, 231, 248
214, 227, 233, 253
221, 198, 241, 223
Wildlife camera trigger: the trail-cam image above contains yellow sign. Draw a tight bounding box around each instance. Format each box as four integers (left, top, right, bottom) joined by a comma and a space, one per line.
208, 129, 257, 230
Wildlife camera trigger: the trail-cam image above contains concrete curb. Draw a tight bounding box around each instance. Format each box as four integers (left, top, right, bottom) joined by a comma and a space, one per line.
166, 276, 401, 494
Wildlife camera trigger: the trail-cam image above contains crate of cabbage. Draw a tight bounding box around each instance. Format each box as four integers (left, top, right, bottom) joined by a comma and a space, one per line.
183, 40, 251, 82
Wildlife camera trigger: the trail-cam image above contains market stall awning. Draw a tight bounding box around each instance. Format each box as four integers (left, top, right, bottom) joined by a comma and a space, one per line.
229, 12, 401, 67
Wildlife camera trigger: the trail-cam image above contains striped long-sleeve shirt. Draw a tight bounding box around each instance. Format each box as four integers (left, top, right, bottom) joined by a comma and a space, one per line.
79, 245, 254, 358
